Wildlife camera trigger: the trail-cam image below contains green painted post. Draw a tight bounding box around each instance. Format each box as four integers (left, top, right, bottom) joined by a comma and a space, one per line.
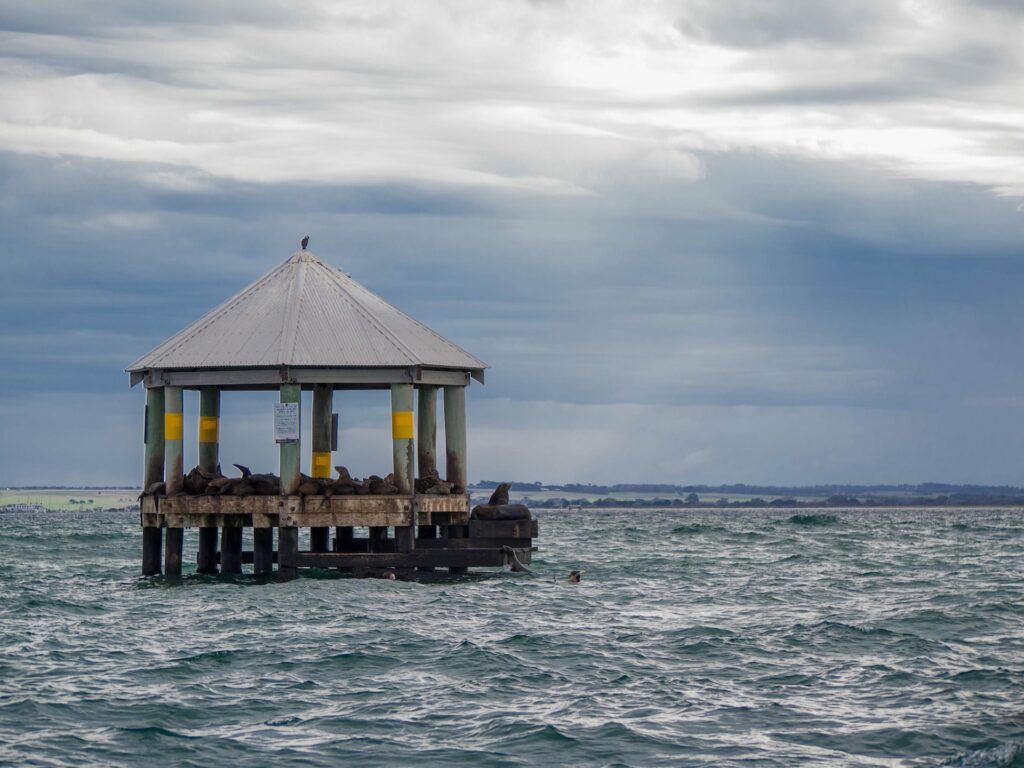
142, 386, 165, 576
391, 383, 415, 557
417, 385, 437, 478
198, 386, 220, 473
310, 384, 332, 553
443, 385, 468, 574
391, 384, 415, 494
443, 386, 467, 490
198, 387, 224, 574
163, 386, 184, 576
279, 383, 301, 582
279, 383, 301, 494
164, 386, 184, 493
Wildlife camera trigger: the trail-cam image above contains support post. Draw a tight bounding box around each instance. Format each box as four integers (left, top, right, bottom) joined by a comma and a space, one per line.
391, 383, 415, 494
198, 386, 220, 473
310, 384, 332, 553
163, 386, 184, 576
221, 526, 242, 574
391, 383, 415, 557
444, 385, 468, 573
253, 528, 274, 575
443, 385, 467, 491
279, 526, 298, 582
279, 383, 301, 582
196, 387, 220, 574
417, 385, 437, 478
197, 527, 219, 574
142, 386, 165, 576
164, 528, 183, 577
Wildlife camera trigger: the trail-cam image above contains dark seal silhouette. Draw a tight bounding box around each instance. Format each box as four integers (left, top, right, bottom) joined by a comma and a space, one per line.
488, 482, 511, 506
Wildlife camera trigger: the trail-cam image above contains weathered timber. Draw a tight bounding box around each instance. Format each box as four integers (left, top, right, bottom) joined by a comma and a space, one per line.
391, 383, 414, 494
279, 526, 298, 581
415, 537, 535, 550
310, 527, 330, 552
282, 548, 523, 570
164, 386, 184, 494
253, 528, 274, 574
221, 526, 243, 574
164, 527, 184, 577
280, 496, 412, 528
443, 385, 467, 489
142, 528, 162, 576
334, 526, 355, 552
469, 519, 539, 539
414, 494, 470, 525
197, 527, 219, 574
280, 383, 301, 494
394, 525, 414, 554
417, 384, 437, 477
368, 526, 388, 553
310, 383, 332, 553
202, 549, 279, 565
141, 386, 165, 575
447, 522, 468, 575
198, 386, 220, 472
198, 387, 221, 560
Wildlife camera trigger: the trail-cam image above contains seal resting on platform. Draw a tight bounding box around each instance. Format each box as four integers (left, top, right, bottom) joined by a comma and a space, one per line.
470, 503, 531, 521
183, 466, 216, 494
416, 469, 453, 495
368, 474, 398, 494
487, 483, 511, 506
139, 481, 165, 499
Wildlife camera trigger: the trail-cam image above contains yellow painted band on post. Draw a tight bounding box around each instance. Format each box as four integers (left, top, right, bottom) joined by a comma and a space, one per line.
164, 412, 183, 441
199, 416, 219, 444
312, 451, 332, 478
392, 411, 414, 440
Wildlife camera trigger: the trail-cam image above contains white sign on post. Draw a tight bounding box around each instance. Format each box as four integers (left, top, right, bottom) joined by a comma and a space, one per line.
273, 402, 299, 443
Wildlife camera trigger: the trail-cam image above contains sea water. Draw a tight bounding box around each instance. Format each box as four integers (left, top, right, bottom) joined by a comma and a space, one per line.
1, 507, 1023, 767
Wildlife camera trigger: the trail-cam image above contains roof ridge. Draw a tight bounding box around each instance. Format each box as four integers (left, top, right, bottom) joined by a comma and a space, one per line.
278, 256, 307, 363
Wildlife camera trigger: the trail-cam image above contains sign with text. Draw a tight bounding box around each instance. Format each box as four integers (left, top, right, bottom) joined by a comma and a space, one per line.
273, 402, 299, 443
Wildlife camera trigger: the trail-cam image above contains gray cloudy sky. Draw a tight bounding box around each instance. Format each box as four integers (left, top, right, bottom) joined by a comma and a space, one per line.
1, 0, 1023, 486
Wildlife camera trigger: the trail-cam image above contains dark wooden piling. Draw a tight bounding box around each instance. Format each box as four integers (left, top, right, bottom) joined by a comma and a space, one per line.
310, 527, 330, 553
447, 523, 468, 574
197, 526, 219, 574
253, 528, 274, 575
334, 526, 354, 552
279, 525, 298, 581
221, 526, 243, 574
141, 386, 165, 576
164, 527, 184, 577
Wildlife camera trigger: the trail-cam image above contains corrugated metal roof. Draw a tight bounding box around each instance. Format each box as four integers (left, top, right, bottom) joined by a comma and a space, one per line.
126, 250, 488, 373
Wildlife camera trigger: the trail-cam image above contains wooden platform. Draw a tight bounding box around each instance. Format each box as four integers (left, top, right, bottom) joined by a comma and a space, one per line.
140, 493, 470, 528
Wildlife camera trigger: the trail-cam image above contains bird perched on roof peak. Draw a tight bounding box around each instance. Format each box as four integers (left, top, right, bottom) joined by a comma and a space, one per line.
301, 235, 310, 250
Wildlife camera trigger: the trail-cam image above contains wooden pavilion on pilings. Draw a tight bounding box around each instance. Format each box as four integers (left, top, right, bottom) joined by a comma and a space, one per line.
126, 245, 537, 581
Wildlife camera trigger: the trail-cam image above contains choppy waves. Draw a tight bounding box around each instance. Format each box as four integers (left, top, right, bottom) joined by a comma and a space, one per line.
1, 507, 1024, 766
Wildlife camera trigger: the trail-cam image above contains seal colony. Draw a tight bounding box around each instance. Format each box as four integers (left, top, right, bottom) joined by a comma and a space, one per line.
142, 465, 465, 498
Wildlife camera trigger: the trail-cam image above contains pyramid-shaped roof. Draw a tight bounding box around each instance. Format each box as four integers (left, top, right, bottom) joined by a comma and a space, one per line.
127, 250, 486, 386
